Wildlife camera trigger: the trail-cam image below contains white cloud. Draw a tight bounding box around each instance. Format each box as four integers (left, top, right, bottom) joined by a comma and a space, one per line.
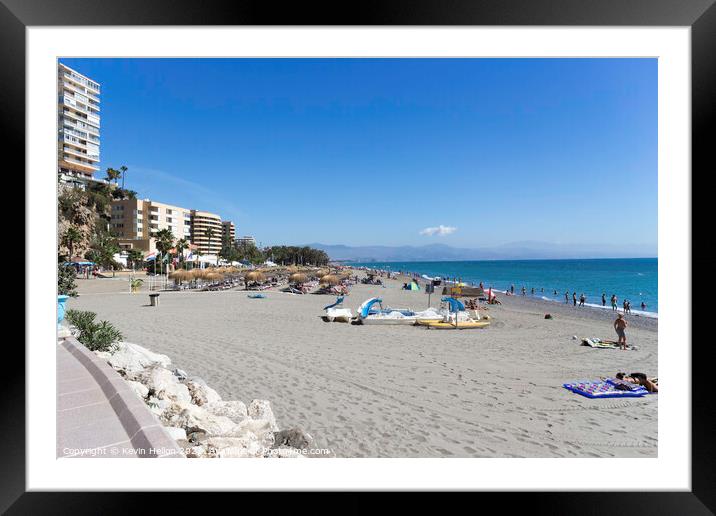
419, 225, 457, 236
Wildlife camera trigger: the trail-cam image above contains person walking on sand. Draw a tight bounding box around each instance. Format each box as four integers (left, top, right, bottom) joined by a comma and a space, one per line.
614, 314, 628, 350
572, 292, 577, 306
611, 294, 618, 311
626, 300, 632, 314
579, 293, 586, 307
565, 291, 569, 303
602, 293, 606, 307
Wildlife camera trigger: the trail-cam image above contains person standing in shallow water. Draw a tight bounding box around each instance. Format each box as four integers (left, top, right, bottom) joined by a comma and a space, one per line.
579, 293, 586, 307
572, 292, 577, 306
511, 284, 515, 295
611, 294, 618, 311
602, 293, 607, 307
565, 291, 569, 303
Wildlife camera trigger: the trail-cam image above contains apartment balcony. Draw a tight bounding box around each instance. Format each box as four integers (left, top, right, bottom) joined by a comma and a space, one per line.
63, 116, 100, 137
60, 156, 99, 173
61, 108, 101, 129
61, 80, 100, 103
62, 145, 99, 163
61, 72, 100, 95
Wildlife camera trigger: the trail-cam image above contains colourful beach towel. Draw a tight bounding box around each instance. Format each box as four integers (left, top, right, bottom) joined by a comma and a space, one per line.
581, 338, 620, 349
247, 294, 266, 299
563, 379, 647, 399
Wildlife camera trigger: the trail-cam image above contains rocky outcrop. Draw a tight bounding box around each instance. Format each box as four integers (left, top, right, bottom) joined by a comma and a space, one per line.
108, 343, 172, 374
94, 342, 312, 458
248, 399, 279, 432
185, 377, 222, 406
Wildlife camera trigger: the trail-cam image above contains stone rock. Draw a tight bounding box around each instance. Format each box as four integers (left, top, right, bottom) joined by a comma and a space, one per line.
205, 400, 248, 423
164, 426, 187, 441
94, 351, 113, 361
169, 404, 238, 437
126, 380, 149, 400
247, 399, 279, 432
234, 418, 276, 449
146, 396, 172, 418
104, 342, 171, 373
185, 377, 222, 406
173, 368, 188, 381
273, 427, 314, 450
134, 366, 192, 406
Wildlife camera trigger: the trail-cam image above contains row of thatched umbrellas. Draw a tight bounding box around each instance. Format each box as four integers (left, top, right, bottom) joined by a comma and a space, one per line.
168, 266, 350, 286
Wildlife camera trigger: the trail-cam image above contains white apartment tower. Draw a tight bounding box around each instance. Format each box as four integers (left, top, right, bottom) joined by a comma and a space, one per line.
58, 63, 101, 185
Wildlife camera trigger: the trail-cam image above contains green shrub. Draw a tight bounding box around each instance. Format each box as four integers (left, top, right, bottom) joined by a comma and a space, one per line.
65, 309, 123, 353
58, 263, 78, 297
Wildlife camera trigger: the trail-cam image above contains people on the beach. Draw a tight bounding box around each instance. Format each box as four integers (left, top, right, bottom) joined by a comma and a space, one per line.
572, 292, 577, 306
521, 286, 526, 296
602, 293, 606, 307
531, 287, 535, 295
611, 294, 618, 311
511, 284, 515, 294
565, 291, 569, 303
641, 301, 646, 311
623, 300, 631, 314
614, 313, 628, 350
616, 372, 658, 393
579, 293, 586, 307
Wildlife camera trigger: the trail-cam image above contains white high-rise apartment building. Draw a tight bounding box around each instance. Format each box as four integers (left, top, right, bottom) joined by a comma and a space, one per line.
58, 63, 101, 186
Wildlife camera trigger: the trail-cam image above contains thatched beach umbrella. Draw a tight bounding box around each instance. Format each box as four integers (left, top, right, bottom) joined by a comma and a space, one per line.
320, 274, 340, 286
244, 271, 265, 282
204, 271, 224, 282
169, 269, 191, 283
315, 269, 330, 278
191, 269, 212, 280
289, 272, 308, 284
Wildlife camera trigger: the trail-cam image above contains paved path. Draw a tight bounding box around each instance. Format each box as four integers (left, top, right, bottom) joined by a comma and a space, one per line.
57, 336, 182, 458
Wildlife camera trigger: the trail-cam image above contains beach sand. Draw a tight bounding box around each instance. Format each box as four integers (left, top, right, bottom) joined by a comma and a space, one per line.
68, 272, 657, 458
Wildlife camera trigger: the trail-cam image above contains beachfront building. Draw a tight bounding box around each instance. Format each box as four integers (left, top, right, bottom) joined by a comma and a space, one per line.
57, 63, 103, 189
190, 210, 223, 255
235, 235, 256, 247
222, 221, 236, 244
110, 198, 192, 253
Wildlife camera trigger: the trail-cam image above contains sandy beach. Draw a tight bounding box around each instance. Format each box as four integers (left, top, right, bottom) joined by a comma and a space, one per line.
68, 271, 657, 458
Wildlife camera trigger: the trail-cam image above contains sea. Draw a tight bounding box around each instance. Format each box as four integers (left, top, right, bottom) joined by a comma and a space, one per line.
346, 258, 658, 315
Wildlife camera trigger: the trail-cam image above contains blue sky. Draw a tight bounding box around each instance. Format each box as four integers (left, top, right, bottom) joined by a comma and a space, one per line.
61, 58, 657, 252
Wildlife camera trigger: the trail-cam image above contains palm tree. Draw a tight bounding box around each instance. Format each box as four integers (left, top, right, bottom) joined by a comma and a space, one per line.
120, 165, 128, 190
154, 229, 175, 274
127, 248, 144, 271
62, 227, 82, 261
204, 228, 216, 265
104, 167, 120, 185
175, 238, 189, 268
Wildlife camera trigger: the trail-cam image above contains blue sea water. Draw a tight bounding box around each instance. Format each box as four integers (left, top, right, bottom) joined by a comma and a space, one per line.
347, 258, 658, 313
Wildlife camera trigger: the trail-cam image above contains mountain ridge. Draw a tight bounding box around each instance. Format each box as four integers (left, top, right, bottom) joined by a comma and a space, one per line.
305, 242, 657, 262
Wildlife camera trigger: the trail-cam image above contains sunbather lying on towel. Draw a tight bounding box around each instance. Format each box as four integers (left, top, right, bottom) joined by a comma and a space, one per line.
616, 372, 658, 393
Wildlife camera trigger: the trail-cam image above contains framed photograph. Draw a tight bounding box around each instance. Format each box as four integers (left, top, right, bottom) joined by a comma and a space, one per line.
6, 0, 713, 510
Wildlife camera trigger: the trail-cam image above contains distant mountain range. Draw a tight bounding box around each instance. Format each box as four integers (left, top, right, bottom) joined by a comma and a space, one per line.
307, 242, 657, 262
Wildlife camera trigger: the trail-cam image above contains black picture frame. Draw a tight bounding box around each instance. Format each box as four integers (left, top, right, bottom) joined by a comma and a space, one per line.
4, 0, 713, 512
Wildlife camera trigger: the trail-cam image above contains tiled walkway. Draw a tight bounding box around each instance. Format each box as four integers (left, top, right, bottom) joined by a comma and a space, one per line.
57, 337, 183, 458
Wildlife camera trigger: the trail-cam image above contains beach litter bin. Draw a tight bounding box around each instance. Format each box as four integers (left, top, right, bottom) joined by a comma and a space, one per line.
57, 295, 69, 327
149, 293, 160, 307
